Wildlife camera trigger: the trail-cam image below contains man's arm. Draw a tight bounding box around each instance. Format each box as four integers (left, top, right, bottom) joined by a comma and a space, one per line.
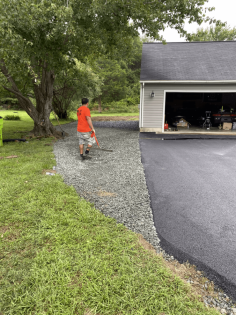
86, 116, 95, 131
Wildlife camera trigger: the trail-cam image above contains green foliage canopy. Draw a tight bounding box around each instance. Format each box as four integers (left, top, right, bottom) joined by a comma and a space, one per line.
53, 58, 101, 117
91, 36, 143, 108
0, 0, 218, 135
0, 0, 217, 74
187, 23, 236, 42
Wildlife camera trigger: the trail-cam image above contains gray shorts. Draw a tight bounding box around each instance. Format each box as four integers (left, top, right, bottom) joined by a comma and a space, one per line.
77, 131, 96, 146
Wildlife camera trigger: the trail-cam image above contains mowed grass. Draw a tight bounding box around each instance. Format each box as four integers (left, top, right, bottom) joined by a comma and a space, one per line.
0, 111, 220, 315
0, 110, 74, 140
71, 111, 140, 121
0, 110, 139, 140
90, 111, 139, 117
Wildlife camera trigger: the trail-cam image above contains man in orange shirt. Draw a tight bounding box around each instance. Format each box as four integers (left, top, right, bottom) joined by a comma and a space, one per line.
77, 98, 96, 161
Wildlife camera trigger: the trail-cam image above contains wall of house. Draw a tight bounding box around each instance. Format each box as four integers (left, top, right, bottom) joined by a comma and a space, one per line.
140, 83, 236, 132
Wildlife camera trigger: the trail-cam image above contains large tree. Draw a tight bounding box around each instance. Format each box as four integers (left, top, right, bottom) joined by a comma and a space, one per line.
92, 36, 143, 112
0, 0, 217, 137
93, 58, 128, 112
53, 59, 101, 118
187, 23, 236, 42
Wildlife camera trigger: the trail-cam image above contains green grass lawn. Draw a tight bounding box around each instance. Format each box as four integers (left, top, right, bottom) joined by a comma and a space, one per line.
90, 111, 139, 116
0, 111, 220, 315
0, 110, 139, 139
71, 111, 139, 121
0, 110, 75, 140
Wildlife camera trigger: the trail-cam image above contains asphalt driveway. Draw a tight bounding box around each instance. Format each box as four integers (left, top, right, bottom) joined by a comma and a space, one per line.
139, 134, 236, 300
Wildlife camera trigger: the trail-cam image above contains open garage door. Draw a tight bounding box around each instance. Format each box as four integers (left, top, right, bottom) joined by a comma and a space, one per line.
165, 92, 236, 133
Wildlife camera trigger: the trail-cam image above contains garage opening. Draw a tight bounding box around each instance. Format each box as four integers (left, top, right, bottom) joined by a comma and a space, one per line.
165, 92, 236, 133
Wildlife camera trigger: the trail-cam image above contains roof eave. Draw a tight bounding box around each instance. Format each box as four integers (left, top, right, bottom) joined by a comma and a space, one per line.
140, 80, 236, 84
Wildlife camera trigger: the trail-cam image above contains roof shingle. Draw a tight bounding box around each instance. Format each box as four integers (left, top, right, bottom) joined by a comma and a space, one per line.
140, 41, 236, 81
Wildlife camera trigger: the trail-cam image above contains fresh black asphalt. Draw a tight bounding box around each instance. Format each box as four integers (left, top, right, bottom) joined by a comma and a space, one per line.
139, 133, 236, 300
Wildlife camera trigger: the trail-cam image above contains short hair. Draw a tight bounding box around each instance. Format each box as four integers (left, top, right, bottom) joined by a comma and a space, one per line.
82, 98, 89, 105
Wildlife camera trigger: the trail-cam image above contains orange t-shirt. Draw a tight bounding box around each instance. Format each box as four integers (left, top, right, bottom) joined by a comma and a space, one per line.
77, 106, 91, 132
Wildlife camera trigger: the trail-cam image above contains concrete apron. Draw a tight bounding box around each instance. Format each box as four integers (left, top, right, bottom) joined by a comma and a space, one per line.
140, 127, 236, 136
162, 130, 236, 136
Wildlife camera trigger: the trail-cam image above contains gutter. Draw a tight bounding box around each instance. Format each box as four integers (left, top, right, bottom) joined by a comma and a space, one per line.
139, 80, 236, 84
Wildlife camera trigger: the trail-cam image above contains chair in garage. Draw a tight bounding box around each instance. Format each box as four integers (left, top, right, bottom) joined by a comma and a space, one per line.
202, 111, 212, 129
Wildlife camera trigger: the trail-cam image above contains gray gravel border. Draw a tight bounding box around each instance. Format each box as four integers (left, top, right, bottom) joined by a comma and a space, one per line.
53, 120, 161, 251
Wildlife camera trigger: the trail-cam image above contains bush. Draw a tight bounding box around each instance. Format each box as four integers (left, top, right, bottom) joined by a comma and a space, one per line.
102, 97, 139, 113
0, 97, 19, 105
126, 96, 140, 105
3, 115, 21, 120
108, 105, 139, 113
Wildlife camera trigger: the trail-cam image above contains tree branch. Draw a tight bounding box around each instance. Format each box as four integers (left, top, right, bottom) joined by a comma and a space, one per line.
2, 86, 31, 103
0, 59, 20, 92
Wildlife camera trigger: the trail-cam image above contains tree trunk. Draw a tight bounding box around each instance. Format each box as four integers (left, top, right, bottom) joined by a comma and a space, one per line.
53, 95, 68, 119
54, 108, 68, 119
0, 59, 64, 138
98, 95, 102, 113
58, 111, 67, 119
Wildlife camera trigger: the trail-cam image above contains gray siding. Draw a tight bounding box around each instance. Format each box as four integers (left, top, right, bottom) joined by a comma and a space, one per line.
143, 84, 163, 128
142, 83, 236, 129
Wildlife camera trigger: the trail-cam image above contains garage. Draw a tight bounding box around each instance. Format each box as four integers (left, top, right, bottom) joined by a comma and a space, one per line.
165, 92, 236, 132
139, 41, 236, 134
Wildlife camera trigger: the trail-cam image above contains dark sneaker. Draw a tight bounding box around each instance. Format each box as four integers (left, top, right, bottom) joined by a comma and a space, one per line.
80, 155, 85, 161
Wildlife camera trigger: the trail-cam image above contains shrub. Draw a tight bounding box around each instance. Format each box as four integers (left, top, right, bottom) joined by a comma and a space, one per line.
89, 96, 140, 113
125, 96, 139, 105
102, 98, 139, 113
3, 115, 21, 120
0, 97, 19, 105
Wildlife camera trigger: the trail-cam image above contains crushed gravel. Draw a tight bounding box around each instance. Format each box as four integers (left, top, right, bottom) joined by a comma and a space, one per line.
53, 120, 236, 313
53, 120, 160, 251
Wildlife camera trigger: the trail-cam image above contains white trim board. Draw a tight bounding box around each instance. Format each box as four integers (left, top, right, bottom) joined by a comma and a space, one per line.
161, 89, 236, 133
140, 80, 236, 84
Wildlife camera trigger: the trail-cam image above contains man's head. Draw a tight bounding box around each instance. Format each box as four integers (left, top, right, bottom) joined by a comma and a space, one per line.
82, 98, 89, 106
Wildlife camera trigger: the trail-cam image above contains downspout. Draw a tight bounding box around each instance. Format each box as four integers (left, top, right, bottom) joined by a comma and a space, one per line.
139, 83, 142, 129
141, 82, 145, 128
139, 83, 142, 128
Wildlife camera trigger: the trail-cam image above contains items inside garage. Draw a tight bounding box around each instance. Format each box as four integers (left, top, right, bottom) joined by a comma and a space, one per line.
165, 92, 236, 133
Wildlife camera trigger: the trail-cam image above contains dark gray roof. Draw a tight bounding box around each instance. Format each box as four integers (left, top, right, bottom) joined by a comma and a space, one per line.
140, 41, 236, 81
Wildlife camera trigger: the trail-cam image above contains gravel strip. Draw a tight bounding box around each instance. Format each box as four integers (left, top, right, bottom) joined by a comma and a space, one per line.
53, 120, 236, 313
53, 120, 160, 251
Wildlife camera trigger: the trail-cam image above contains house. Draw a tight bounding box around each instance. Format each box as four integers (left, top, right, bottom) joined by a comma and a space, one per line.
139, 41, 236, 133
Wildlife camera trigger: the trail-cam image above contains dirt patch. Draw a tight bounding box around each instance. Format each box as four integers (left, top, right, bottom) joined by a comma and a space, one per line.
83, 310, 102, 315
163, 258, 216, 299
137, 234, 219, 303
96, 190, 117, 197
42, 169, 57, 175
0, 225, 21, 242
4, 155, 18, 159
0, 226, 9, 237
91, 116, 139, 121
138, 234, 157, 255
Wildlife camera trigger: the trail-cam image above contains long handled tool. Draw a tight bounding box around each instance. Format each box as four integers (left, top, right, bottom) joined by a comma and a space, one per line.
91, 131, 113, 152
53, 111, 65, 137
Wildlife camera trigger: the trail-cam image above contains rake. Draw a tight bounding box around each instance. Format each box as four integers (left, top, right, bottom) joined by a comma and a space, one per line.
91, 131, 113, 152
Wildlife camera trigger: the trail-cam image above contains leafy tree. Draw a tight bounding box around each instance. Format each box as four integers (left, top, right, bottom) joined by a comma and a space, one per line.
92, 36, 151, 112
187, 23, 236, 41
0, 0, 217, 137
92, 58, 128, 112
53, 59, 101, 118
124, 36, 144, 100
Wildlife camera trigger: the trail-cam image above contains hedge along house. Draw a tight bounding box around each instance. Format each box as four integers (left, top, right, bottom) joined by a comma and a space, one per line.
139, 41, 236, 134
